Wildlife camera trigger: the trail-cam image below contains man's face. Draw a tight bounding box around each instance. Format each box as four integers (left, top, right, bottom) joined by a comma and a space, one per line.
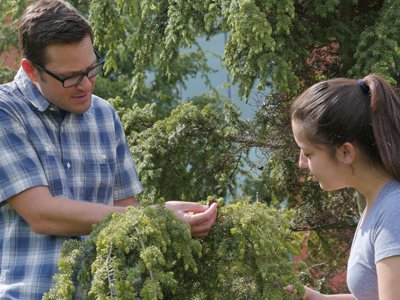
34, 36, 98, 114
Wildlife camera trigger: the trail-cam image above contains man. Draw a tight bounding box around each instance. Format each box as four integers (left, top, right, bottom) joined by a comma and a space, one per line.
0, 0, 217, 298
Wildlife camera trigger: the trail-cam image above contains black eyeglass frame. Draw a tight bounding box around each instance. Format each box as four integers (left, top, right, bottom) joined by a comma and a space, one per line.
33, 49, 105, 88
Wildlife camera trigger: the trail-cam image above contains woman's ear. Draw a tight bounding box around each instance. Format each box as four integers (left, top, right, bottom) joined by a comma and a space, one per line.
337, 142, 356, 165
21, 58, 40, 83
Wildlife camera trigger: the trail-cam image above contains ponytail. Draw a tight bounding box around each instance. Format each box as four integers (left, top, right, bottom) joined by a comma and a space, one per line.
363, 75, 400, 180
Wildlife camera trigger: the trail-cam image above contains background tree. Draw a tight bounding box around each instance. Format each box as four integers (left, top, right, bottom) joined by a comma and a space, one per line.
2, 0, 400, 294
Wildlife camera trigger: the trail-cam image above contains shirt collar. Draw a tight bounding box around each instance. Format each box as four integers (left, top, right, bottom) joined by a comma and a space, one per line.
14, 67, 52, 112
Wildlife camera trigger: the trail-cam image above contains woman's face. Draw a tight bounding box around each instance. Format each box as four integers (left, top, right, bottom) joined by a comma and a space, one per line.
292, 120, 349, 191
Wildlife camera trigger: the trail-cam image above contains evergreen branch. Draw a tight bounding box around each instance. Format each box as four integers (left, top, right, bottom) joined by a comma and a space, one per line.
290, 221, 357, 232
135, 227, 158, 300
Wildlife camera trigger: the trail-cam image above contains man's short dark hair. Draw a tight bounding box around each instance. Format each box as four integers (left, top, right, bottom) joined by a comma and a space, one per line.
19, 0, 93, 66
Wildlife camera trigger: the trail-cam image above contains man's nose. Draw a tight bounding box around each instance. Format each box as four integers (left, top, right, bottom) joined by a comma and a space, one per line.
76, 74, 94, 91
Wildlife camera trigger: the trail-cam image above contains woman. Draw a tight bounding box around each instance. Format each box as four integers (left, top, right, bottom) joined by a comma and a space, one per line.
289, 74, 400, 299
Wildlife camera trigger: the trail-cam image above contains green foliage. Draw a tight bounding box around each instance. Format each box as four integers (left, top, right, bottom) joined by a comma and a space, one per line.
0, 62, 16, 83
3, 0, 398, 293
0, 1, 21, 85
43, 200, 304, 300
88, 0, 214, 99
351, 0, 400, 83
3, 0, 399, 112
116, 99, 249, 201
1, 0, 28, 20
185, 199, 304, 300
84, 0, 396, 99
222, 0, 298, 97
86, 0, 301, 99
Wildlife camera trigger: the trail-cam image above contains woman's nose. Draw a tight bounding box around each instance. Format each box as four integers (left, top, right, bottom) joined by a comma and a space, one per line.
298, 152, 308, 169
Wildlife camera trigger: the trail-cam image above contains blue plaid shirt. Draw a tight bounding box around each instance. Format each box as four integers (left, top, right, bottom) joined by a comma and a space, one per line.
0, 68, 142, 299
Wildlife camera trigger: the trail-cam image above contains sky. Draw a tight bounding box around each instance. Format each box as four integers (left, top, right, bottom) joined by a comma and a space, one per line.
179, 33, 258, 120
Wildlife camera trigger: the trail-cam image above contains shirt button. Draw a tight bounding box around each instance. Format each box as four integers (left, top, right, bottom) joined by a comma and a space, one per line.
66, 162, 71, 169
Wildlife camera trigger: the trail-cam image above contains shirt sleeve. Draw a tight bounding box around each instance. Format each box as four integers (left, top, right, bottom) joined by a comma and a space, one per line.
374, 192, 400, 263
0, 109, 48, 202
111, 109, 142, 201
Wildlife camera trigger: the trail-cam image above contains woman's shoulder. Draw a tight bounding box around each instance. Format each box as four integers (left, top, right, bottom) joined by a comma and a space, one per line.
370, 181, 400, 224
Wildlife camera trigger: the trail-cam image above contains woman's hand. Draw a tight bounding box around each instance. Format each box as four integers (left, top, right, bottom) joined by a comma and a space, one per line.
165, 201, 218, 237
286, 285, 356, 300
285, 285, 325, 300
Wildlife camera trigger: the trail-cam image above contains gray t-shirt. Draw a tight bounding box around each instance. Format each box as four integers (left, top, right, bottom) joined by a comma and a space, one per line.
347, 180, 400, 299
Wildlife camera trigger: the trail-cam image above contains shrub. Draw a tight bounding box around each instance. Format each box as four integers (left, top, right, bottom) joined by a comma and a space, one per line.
44, 199, 304, 300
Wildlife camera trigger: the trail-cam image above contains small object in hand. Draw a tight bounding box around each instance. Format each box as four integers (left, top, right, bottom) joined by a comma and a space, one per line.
183, 198, 217, 217
208, 198, 216, 206
184, 211, 196, 217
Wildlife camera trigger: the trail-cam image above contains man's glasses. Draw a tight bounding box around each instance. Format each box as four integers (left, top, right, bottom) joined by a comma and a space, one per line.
33, 49, 105, 88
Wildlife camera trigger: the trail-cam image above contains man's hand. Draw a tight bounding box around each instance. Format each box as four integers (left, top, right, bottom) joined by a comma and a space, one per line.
165, 201, 218, 237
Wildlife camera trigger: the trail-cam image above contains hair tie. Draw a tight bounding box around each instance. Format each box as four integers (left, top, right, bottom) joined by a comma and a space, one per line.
358, 79, 370, 95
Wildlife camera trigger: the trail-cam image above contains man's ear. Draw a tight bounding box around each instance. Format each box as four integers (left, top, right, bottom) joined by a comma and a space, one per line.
21, 58, 40, 83
337, 142, 356, 165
